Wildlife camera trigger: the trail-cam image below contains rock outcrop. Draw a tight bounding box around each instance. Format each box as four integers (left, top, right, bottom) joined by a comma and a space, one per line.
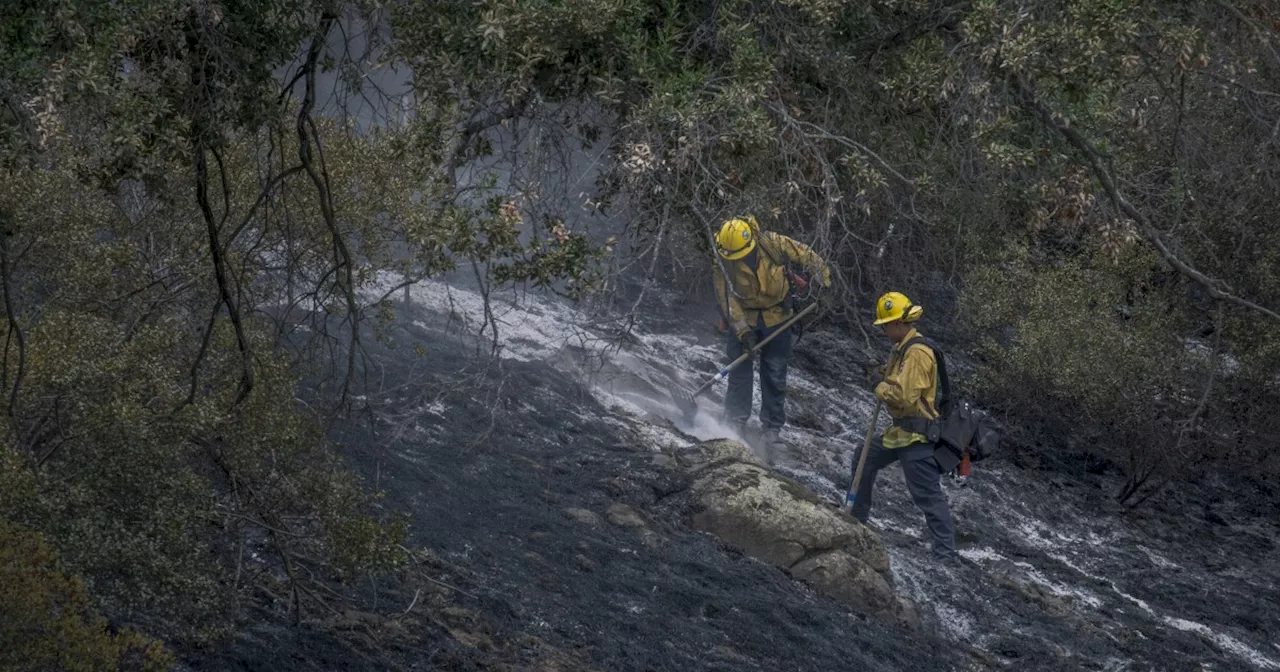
674, 438, 913, 624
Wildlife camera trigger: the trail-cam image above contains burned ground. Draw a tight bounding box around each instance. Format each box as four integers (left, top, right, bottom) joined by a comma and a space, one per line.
179, 283, 1280, 671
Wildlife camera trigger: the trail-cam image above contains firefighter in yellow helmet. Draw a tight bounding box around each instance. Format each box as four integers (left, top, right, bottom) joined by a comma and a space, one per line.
850, 291, 959, 563
713, 216, 831, 461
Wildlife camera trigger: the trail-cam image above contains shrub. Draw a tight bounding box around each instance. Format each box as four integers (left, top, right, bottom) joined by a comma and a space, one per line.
0, 519, 173, 672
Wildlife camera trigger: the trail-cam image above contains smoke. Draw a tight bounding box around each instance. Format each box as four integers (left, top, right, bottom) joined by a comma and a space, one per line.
583, 374, 752, 445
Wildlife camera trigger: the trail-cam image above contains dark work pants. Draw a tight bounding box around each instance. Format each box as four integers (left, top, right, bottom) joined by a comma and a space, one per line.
850, 437, 957, 559
724, 316, 793, 430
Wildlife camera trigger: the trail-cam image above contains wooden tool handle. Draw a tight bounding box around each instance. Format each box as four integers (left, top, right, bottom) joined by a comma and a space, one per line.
843, 399, 883, 513
691, 302, 819, 398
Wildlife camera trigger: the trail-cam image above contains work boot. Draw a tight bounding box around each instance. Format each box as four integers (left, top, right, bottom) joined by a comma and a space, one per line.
759, 428, 786, 465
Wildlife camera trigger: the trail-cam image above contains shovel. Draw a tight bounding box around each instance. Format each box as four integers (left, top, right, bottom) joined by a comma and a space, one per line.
842, 398, 883, 515
672, 302, 819, 420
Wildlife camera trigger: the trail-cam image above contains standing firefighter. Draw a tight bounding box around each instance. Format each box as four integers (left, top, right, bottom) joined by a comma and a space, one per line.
712, 216, 831, 460
850, 291, 959, 563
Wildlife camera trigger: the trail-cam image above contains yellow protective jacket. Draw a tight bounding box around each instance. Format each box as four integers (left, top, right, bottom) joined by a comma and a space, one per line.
874, 327, 939, 448
713, 231, 831, 336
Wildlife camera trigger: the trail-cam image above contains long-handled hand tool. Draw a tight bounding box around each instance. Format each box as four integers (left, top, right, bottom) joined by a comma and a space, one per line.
842, 398, 883, 515
671, 302, 819, 420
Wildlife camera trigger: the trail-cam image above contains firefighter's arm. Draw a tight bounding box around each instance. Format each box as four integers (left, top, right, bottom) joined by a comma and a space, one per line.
713, 266, 750, 337
874, 346, 935, 414
773, 233, 832, 287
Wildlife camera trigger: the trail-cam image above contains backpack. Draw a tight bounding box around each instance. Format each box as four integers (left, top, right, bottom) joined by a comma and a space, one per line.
893, 337, 1000, 468
752, 231, 824, 344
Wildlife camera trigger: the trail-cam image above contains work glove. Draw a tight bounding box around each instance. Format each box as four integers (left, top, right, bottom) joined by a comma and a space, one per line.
738, 329, 760, 358
864, 363, 885, 388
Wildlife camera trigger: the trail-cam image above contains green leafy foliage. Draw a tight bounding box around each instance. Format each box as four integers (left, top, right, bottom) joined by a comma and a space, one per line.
0, 520, 175, 672
0, 0, 606, 655
381, 0, 1280, 500
2, 4, 1278, 664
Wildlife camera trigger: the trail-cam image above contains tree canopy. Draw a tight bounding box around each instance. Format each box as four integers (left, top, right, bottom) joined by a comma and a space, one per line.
2, 0, 1278, 661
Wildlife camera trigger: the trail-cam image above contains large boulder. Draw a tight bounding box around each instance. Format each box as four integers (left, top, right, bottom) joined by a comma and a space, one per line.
678, 439, 912, 624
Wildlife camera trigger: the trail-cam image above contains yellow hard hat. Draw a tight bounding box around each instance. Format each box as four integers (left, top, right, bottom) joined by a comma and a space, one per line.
873, 291, 924, 325
716, 218, 757, 260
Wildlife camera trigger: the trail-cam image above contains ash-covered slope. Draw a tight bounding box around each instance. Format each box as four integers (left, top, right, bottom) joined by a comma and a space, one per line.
310, 302, 953, 670
183, 277, 1279, 671
366, 278, 1279, 672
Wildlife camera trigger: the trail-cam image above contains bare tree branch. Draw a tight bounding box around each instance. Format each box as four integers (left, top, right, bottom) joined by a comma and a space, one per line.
0, 232, 27, 448
1016, 74, 1280, 323
440, 91, 534, 190
761, 100, 917, 189
225, 165, 305, 246
297, 7, 359, 406
183, 298, 222, 410
196, 147, 256, 405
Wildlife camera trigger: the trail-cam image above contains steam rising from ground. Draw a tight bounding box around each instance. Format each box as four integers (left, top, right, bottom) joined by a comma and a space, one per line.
368, 274, 1280, 671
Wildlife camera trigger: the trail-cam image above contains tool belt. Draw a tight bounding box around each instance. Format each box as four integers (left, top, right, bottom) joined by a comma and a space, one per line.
893, 417, 941, 444
894, 416, 965, 472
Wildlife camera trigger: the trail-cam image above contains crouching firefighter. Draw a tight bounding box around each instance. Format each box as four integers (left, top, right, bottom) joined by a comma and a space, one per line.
713, 216, 831, 462
849, 291, 960, 563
